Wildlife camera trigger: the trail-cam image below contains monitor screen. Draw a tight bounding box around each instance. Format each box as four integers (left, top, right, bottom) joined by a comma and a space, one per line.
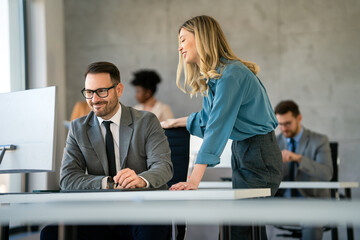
0, 86, 56, 173
190, 135, 232, 168
189, 135, 232, 181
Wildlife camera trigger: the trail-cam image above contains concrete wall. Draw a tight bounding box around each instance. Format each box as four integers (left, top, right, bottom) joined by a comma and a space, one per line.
64, 0, 360, 199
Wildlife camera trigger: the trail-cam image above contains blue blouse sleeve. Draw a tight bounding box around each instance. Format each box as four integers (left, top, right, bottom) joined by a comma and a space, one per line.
193, 66, 251, 167
186, 96, 211, 138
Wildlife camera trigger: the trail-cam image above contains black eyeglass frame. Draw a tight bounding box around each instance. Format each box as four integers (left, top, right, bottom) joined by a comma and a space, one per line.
81, 85, 116, 99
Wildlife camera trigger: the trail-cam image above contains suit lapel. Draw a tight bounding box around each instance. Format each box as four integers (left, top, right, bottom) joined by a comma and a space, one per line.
297, 127, 309, 156
119, 104, 133, 168
87, 113, 108, 175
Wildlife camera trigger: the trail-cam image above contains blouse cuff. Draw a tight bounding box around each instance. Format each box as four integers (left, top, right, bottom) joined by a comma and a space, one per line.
187, 112, 204, 138
195, 151, 220, 167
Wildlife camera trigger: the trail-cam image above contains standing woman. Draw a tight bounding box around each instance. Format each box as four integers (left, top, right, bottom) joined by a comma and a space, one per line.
161, 15, 282, 239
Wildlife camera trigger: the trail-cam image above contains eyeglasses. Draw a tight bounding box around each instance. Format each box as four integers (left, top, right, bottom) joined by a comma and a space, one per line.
278, 121, 293, 128
81, 85, 116, 99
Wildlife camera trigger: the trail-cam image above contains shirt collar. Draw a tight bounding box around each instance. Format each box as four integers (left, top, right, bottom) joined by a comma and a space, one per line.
97, 103, 122, 127
286, 127, 304, 144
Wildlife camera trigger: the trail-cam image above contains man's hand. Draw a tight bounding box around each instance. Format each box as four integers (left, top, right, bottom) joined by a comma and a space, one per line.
281, 150, 302, 163
113, 168, 146, 189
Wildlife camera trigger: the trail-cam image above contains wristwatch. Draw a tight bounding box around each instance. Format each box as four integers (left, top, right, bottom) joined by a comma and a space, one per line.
106, 177, 115, 189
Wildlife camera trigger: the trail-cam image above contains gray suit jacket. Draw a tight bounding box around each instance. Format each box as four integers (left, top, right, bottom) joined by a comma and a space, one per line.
277, 127, 333, 198
60, 103, 173, 190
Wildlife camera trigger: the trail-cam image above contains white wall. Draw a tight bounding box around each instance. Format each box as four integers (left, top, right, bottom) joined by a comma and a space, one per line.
27, 0, 66, 191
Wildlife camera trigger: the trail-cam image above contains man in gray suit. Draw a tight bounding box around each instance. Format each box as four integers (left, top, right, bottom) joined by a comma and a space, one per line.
273, 100, 333, 239
41, 61, 173, 240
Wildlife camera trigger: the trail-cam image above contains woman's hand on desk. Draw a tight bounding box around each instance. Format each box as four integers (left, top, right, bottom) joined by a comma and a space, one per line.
113, 168, 146, 189
160, 117, 188, 129
170, 164, 207, 190
169, 181, 198, 191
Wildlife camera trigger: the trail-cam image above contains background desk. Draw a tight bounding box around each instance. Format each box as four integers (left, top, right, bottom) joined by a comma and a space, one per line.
199, 181, 359, 194
0, 189, 270, 203
198, 181, 359, 203
198, 181, 359, 240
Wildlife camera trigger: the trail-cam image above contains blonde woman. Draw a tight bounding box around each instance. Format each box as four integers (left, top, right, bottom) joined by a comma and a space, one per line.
161, 15, 282, 239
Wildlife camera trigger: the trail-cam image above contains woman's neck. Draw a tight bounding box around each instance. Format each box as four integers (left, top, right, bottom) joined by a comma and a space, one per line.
142, 97, 157, 111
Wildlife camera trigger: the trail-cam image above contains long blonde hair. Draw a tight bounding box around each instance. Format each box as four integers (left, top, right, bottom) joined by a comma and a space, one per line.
176, 15, 260, 96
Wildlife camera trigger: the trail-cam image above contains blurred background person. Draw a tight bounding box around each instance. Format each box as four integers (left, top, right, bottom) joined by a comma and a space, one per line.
274, 100, 333, 197
64, 100, 91, 129
131, 70, 174, 122
70, 100, 90, 121
273, 100, 333, 240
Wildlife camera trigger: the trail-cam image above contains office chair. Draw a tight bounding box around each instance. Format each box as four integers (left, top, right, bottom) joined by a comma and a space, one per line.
324, 142, 339, 240
164, 127, 190, 240
275, 142, 339, 240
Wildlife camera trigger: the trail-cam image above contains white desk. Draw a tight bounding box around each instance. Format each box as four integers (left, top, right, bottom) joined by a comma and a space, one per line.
1, 198, 360, 226
1, 191, 359, 240
0, 189, 270, 240
0, 189, 270, 204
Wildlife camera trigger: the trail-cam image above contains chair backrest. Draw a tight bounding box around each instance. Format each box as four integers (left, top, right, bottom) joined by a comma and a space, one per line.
164, 127, 190, 187
329, 142, 339, 182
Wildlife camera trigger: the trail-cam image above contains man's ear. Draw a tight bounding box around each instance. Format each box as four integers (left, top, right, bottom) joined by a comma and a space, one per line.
116, 83, 124, 97
297, 114, 302, 123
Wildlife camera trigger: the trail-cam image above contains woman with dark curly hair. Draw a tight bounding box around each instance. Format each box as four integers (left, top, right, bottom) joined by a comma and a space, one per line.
131, 70, 174, 122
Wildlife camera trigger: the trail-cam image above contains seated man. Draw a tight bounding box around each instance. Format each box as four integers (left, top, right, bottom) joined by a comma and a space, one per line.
41, 61, 173, 240
274, 100, 333, 239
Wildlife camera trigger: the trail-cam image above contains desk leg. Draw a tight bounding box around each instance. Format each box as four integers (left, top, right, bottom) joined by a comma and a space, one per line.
331, 188, 340, 199
171, 221, 176, 240
252, 225, 259, 240
219, 225, 230, 240
58, 225, 77, 240
330, 188, 339, 240
331, 226, 338, 240
345, 188, 354, 240
220, 225, 263, 240
0, 224, 9, 240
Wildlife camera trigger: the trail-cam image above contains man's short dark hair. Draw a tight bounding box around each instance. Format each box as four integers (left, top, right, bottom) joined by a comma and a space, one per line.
130, 70, 161, 95
85, 61, 121, 85
274, 100, 301, 117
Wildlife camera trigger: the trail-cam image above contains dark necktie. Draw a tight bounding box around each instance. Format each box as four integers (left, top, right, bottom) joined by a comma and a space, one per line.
289, 138, 296, 181
103, 121, 116, 177
289, 138, 297, 196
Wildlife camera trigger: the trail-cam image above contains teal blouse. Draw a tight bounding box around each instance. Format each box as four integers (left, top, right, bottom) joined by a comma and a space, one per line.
186, 58, 278, 167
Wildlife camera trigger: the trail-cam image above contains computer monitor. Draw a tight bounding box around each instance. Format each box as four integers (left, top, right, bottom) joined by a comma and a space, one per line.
190, 135, 232, 168
0, 86, 56, 173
